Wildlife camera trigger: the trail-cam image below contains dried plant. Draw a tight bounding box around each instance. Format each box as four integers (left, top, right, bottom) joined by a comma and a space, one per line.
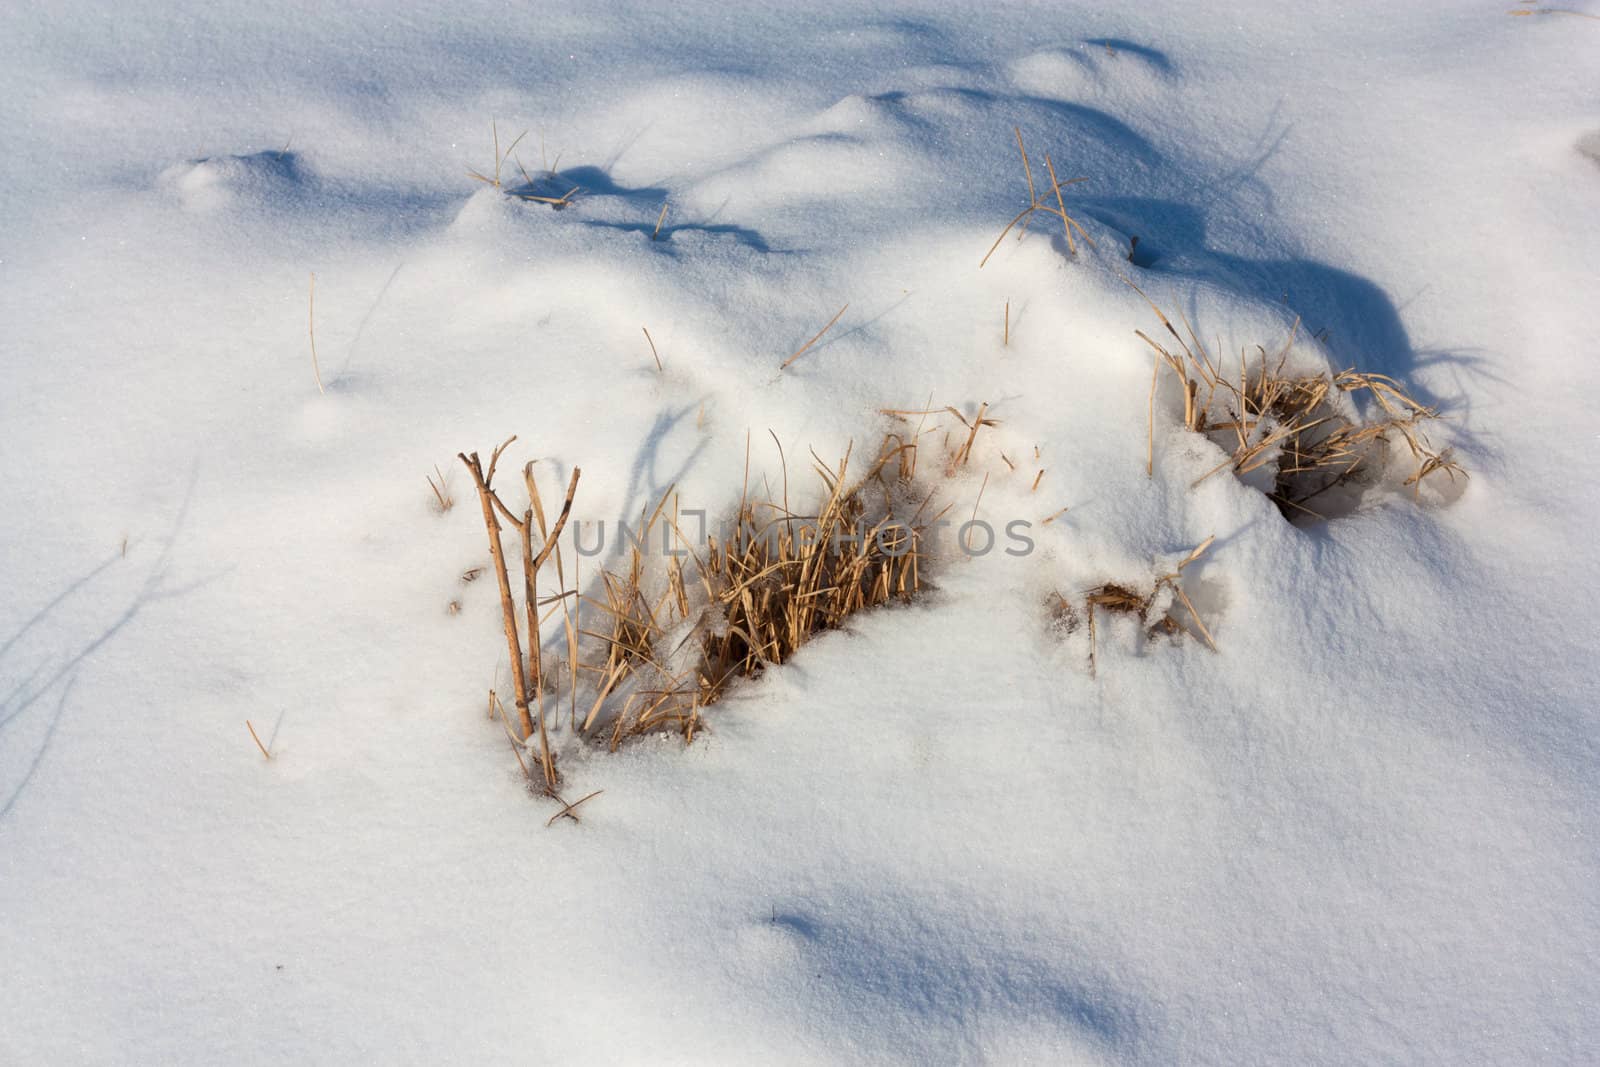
1055, 537, 1218, 677
469, 120, 582, 206
466, 120, 526, 190
457, 435, 934, 815
426, 465, 455, 513
1131, 283, 1466, 520
578, 436, 934, 749
980, 127, 1096, 267
308, 272, 324, 395
246, 720, 273, 760
458, 437, 580, 795
1509, 6, 1600, 19
780, 303, 851, 370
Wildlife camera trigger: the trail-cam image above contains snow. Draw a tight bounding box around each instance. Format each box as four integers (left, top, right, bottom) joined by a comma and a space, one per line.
3, 2, 1598, 1063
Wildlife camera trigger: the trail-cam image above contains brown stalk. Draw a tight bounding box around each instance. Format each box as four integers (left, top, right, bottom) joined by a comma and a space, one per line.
459, 445, 533, 742
308, 273, 324, 395
780, 303, 850, 369
246, 720, 273, 760
643, 327, 663, 372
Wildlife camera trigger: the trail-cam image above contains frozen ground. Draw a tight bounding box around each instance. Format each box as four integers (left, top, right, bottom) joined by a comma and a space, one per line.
2, 2, 1598, 1063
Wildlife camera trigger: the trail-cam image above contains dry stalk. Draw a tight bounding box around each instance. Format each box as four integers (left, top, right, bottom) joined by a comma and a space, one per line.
426, 464, 454, 513
308, 273, 324, 395
246, 720, 273, 760
467, 120, 528, 189
459, 439, 582, 794
643, 327, 663, 372
781, 304, 850, 370
980, 128, 1094, 268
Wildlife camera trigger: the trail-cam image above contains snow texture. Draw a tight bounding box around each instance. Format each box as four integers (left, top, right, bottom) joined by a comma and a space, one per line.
2, 2, 1597, 1063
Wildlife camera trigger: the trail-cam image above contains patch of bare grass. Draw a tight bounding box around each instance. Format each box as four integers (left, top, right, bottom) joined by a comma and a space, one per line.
457, 435, 935, 813
1053, 537, 1218, 677
1132, 284, 1465, 520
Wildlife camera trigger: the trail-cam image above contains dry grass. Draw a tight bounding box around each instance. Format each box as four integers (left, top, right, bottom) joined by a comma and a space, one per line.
246, 720, 273, 760
458, 435, 934, 812
1509, 6, 1600, 19
642, 327, 663, 372
948, 402, 998, 471
980, 127, 1095, 268
469, 121, 582, 207
780, 303, 850, 370
426, 464, 454, 513
466, 121, 526, 190
583, 435, 932, 749
458, 437, 580, 795
308, 272, 324, 395
1054, 536, 1217, 677
1132, 284, 1465, 520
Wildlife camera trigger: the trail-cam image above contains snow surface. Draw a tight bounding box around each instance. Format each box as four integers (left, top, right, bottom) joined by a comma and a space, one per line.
3, 2, 1598, 1063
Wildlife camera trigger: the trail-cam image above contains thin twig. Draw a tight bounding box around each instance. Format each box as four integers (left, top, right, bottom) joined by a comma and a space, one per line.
459, 450, 533, 740
1044, 154, 1077, 256
546, 789, 604, 827
643, 327, 663, 372
1509, 6, 1600, 18
246, 720, 273, 760
308, 273, 324, 395
780, 304, 850, 369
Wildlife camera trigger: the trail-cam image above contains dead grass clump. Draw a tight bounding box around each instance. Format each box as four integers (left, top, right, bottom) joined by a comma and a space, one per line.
588, 436, 932, 749
699, 441, 926, 670
1054, 537, 1218, 676
877, 402, 1005, 480
458, 435, 933, 810
1132, 287, 1465, 520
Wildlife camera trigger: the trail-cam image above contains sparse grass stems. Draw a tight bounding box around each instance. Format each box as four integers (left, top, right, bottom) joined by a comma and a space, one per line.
458, 438, 580, 794
308, 272, 324, 395
980, 128, 1096, 268
426, 464, 455, 513
466, 120, 526, 190
469, 120, 581, 206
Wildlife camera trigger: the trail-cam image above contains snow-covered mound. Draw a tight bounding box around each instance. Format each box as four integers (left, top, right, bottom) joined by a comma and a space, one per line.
2, 3, 1596, 1064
